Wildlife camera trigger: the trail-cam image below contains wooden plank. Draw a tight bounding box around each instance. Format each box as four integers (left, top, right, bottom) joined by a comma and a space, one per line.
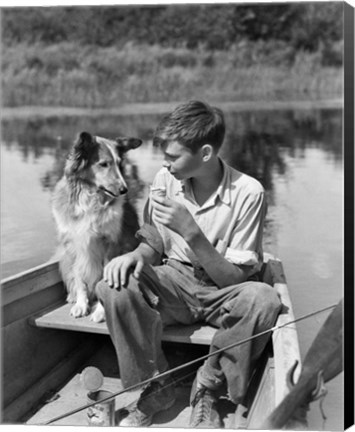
267, 259, 302, 406
236, 257, 302, 427
27, 373, 192, 427
273, 282, 302, 405
26, 340, 238, 428
2, 316, 89, 410
3, 340, 99, 423
2, 283, 64, 327
31, 303, 217, 345
1, 260, 62, 307
234, 341, 273, 428
246, 360, 275, 429
26, 375, 140, 426
31, 303, 110, 335
264, 256, 287, 284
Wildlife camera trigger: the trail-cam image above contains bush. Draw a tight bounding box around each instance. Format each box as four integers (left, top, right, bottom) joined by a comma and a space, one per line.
2, 3, 343, 54
1, 40, 343, 107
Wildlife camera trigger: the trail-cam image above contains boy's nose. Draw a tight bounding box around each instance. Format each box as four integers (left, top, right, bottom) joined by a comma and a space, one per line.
163, 160, 170, 169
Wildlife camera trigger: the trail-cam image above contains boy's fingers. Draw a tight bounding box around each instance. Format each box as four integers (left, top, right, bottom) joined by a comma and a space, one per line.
103, 265, 108, 282
104, 264, 112, 288
120, 260, 133, 287
151, 194, 164, 202
104, 261, 116, 287
151, 200, 164, 211
112, 266, 120, 289
104, 260, 114, 280
134, 260, 144, 279
151, 196, 170, 207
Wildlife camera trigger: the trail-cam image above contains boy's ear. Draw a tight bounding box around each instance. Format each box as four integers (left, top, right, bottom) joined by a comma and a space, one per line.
201, 144, 213, 162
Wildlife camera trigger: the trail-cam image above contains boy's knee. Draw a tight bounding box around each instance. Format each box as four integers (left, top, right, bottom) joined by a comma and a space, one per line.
95, 279, 111, 302
95, 277, 143, 313
95, 279, 129, 307
257, 283, 281, 319
244, 282, 281, 314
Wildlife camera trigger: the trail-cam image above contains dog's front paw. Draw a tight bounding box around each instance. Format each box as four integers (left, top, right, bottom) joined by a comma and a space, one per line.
70, 300, 90, 318
66, 293, 76, 304
90, 302, 106, 323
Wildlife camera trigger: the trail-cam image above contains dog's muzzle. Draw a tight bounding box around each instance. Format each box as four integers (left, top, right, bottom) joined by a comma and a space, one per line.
103, 186, 127, 196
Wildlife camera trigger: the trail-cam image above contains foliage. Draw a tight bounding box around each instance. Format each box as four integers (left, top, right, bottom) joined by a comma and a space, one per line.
2, 2, 343, 55
1, 3, 343, 107
2, 41, 343, 107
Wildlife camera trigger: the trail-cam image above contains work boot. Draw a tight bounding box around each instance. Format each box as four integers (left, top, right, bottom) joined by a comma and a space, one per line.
189, 376, 223, 428
118, 377, 176, 427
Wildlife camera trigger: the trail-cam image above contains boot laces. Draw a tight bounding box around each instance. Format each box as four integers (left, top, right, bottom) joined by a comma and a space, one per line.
191, 387, 214, 425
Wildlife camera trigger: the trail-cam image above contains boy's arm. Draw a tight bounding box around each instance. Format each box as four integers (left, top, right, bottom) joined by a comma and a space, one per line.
135, 241, 162, 265
184, 228, 251, 287
151, 193, 264, 288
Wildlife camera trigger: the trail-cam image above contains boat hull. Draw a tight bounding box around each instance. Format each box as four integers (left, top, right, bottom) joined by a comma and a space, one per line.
1, 255, 304, 427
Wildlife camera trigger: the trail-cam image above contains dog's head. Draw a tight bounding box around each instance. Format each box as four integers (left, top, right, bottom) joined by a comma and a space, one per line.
65, 131, 142, 203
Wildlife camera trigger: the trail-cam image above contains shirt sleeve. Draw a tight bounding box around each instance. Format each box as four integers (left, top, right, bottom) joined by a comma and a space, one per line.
224, 190, 267, 271
135, 170, 167, 257
135, 199, 164, 256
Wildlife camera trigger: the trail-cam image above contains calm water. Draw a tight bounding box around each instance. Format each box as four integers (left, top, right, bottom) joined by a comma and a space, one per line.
1, 106, 343, 430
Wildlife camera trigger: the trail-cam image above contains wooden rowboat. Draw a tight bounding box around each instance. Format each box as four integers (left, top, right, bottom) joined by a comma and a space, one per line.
1, 254, 306, 428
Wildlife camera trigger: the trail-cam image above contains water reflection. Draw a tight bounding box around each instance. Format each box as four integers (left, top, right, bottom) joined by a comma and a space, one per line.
1, 108, 342, 188
2, 113, 158, 158
40, 137, 69, 191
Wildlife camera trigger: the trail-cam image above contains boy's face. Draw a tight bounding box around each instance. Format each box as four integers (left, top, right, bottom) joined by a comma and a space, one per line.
161, 140, 203, 180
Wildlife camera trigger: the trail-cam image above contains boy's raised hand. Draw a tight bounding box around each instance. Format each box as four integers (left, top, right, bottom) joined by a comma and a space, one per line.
151, 195, 199, 241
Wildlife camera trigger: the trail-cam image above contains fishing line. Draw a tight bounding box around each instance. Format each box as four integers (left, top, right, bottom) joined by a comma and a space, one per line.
42, 302, 337, 425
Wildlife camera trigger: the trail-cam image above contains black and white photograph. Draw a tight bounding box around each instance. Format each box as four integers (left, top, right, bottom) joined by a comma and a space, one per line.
1, 1, 353, 430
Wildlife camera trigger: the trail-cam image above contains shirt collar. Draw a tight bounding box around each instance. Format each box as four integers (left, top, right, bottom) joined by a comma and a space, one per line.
215, 159, 231, 206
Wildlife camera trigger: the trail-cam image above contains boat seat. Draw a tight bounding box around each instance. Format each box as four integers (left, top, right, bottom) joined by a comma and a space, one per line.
29, 254, 277, 347
31, 303, 217, 345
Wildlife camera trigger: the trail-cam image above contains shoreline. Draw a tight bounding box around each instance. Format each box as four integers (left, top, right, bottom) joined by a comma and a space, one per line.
1, 99, 344, 120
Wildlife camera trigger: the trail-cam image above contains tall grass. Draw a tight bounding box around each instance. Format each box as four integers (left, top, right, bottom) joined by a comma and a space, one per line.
2, 40, 343, 107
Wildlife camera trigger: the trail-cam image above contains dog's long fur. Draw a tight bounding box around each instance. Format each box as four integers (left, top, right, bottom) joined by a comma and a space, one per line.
52, 131, 142, 322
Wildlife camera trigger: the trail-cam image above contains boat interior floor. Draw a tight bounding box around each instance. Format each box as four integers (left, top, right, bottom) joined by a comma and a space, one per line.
26, 340, 238, 428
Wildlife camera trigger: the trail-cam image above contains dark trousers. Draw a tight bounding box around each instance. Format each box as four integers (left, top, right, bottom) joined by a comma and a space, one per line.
96, 259, 281, 404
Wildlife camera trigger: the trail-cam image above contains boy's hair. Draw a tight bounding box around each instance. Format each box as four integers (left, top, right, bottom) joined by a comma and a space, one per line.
153, 100, 225, 153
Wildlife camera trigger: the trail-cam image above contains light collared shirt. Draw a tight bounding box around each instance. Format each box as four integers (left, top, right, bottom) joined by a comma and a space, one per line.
138, 158, 266, 275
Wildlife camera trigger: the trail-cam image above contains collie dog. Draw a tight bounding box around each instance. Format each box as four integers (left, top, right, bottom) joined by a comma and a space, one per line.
52, 131, 142, 322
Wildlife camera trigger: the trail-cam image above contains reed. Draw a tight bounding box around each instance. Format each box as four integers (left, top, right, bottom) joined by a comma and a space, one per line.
2, 41, 343, 107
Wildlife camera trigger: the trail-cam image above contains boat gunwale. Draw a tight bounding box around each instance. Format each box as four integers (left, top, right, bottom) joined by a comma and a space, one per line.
1, 259, 61, 307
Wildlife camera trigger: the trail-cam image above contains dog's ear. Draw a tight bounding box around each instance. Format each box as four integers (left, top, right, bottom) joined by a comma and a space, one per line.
116, 137, 142, 153
66, 132, 95, 175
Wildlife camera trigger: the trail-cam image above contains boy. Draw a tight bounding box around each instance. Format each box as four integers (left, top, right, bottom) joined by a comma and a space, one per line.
96, 100, 281, 428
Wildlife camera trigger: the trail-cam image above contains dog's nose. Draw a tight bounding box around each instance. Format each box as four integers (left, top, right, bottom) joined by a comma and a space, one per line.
119, 186, 128, 195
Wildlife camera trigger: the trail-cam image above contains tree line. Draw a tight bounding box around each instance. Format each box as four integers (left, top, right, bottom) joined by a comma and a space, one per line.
2, 2, 343, 52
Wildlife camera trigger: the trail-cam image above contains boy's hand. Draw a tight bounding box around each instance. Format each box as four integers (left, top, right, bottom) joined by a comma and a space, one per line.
151, 195, 199, 240
104, 251, 144, 289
